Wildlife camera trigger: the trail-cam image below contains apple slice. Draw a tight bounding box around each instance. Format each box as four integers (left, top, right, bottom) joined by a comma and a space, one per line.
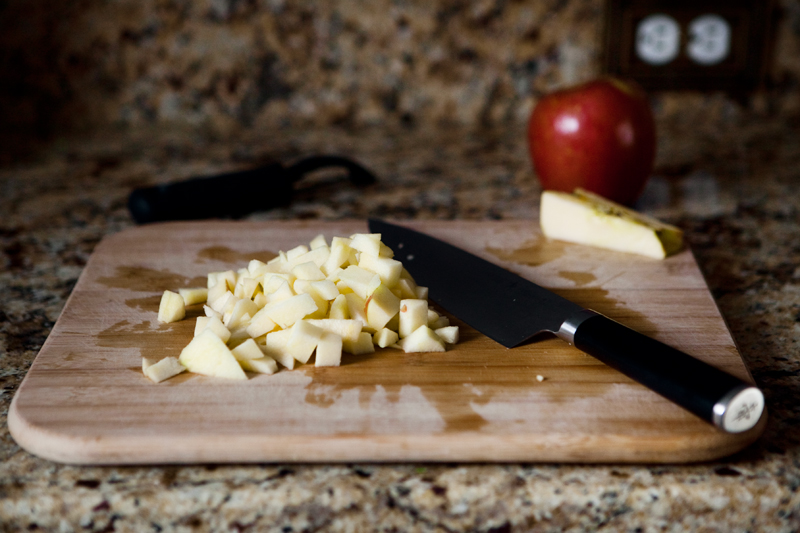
315, 332, 343, 367
398, 299, 428, 338
373, 327, 399, 348
305, 319, 363, 343
239, 356, 278, 375
365, 284, 401, 331
349, 233, 382, 256
343, 331, 375, 355
179, 287, 208, 306
399, 325, 446, 353
179, 330, 247, 380
328, 294, 350, 319
198, 315, 232, 343
358, 253, 403, 288
540, 189, 683, 259
286, 320, 324, 364
434, 326, 459, 344
143, 356, 186, 383
264, 293, 318, 329
157, 290, 185, 323
231, 338, 265, 361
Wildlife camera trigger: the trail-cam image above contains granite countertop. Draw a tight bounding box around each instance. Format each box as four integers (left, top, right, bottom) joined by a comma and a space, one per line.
2, 121, 800, 531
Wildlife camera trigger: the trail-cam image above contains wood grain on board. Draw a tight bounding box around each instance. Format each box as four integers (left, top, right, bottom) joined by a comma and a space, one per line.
8, 220, 766, 464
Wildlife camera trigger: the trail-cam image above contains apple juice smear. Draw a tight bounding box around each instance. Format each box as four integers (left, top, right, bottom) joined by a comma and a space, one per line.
148, 233, 459, 383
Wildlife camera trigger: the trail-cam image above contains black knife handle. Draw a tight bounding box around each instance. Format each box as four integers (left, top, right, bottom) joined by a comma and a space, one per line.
128, 163, 291, 224
128, 155, 377, 224
558, 310, 765, 433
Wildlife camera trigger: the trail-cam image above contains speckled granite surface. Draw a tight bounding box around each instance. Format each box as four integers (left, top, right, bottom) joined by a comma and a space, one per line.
1, 119, 800, 531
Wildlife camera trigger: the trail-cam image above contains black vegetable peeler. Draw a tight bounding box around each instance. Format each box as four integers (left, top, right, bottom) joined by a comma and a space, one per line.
127, 155, 377, 224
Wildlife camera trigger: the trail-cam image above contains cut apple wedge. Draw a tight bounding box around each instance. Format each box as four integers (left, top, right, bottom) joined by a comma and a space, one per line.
179, 330, 247, 380
540, 188, 683, 259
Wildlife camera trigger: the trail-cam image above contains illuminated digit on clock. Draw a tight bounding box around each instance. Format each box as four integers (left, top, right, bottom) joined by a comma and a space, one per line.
635, 14, 681, 66
687, 14, 731, 65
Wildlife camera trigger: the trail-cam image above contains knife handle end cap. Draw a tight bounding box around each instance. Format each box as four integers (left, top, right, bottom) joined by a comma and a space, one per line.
713, 385, 765, 433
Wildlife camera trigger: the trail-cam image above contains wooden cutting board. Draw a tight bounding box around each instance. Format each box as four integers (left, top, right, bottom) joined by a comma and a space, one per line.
9, 220, 766, 464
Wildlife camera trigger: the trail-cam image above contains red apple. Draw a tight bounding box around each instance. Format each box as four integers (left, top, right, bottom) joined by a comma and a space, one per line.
528, 77, 656, 206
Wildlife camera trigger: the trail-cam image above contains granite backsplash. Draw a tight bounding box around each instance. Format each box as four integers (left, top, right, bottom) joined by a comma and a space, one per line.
3, 0, 800, 160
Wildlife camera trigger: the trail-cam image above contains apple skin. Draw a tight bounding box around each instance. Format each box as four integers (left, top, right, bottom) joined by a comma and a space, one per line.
528, 78, 656, 206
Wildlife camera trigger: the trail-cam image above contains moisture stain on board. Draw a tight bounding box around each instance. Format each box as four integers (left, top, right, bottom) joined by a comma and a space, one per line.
559, 271, 596, 287
487, 238, 569, 267
196, 246, 277, 265
296, 313, 603, 434
97, 266, 206, 292
95, 319, 194, 362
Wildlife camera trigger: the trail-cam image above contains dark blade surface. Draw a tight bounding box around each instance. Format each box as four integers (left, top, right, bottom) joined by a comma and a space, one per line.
369, 219, 583, 348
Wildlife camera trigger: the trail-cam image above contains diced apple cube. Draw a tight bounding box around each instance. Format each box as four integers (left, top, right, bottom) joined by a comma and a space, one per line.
431, 316, 450, 329
415, 286, 429, 300
231, 338, 265, 361
328, 294, 350, 319
373, 327, 399, 348
227, 327, 251, 348
379, 242, 394, 258
349, 233, 382, 256
236, 277, 261, 300
399, 325, 446, 353
264, 293, 318, 328
338, 265, 381, 299
322, 238, 353, 276
292, 246, 331, 269
305, 319, 363, 342
344, 292, 370, 331
286, 320, 324, 364
292, 261, 326, 281
203, 305, 222, 319
263, 329, 295, 369
246, 307, 277, 338
248, 259, 267, 275
194, 316, 210, 336
239, 356, 278, 375
179, 287, 208, 306
209, 290, 236, 314
310, 280, 339, 300
310, 234, 328, 249
395, 278, 418, 299
264, 279, 295, 305
217, 270, 238, 290
262, 272, 296, 293
198, 315, 231, 343
315, 332, 343, 367
142, 357, 155, 372
343, 331, 375, 355
365, 284, 401, 331
144, 356, 186, 383
179, 330, 247, 380
285, 244, 309, 262
158, 290, 185, 323
224, 298, 259, 330
253, 292, 267, 309
399, 299, 428, 338
359, 254, 403, 288
435, 326, 459, 344
207, 281, 229, 310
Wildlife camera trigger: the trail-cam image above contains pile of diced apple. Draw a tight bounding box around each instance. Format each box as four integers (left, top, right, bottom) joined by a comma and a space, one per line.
146, 233, 459, 383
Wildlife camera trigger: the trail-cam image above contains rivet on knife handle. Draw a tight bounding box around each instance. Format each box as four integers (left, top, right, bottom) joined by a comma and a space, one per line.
557, 310, 765, 433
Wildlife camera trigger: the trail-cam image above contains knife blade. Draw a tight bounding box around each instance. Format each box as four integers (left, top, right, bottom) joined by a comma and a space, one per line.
368, 219, 765, 434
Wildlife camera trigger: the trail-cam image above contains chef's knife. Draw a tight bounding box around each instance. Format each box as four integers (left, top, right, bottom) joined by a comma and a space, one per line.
368, 219, 765, 434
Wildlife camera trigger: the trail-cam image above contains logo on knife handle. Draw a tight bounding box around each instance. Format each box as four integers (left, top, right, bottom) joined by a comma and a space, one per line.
733, 401, 759, 423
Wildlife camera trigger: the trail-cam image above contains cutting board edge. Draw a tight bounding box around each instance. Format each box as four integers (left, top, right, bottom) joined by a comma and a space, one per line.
9, 393, 767, 465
